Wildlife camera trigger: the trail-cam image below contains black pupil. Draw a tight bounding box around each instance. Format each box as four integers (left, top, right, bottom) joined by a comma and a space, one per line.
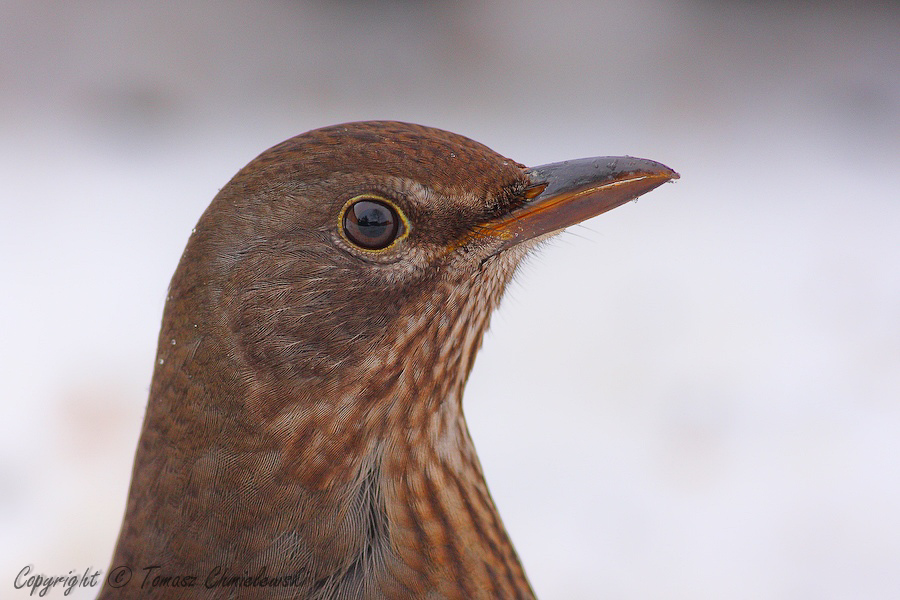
343, 200, 399, 250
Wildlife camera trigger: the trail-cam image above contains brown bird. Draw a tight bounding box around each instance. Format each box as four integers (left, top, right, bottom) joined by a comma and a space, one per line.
100, 121, 677, 599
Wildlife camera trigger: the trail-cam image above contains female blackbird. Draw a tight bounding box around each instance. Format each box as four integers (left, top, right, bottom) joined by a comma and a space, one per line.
100, 121, 677, 599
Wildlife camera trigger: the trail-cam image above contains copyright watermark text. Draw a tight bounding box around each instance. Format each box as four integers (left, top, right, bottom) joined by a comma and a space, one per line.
14, 564, 318, 596
13, 565, 101, 597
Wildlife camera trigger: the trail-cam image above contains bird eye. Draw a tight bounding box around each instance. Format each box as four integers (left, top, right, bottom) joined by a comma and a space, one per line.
341, 197, 407, 251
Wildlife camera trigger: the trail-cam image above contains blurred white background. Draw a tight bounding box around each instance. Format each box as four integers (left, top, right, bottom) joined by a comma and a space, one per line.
1, 1, 898, 598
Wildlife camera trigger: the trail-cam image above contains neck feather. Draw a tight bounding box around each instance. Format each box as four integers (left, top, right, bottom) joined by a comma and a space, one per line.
105, 261, 536, 599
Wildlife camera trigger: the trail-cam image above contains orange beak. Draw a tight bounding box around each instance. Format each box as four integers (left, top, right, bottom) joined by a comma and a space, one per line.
487, 156, 678, 250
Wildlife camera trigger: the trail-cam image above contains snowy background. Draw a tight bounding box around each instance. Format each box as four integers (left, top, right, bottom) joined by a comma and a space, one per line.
2, 1, 898, 598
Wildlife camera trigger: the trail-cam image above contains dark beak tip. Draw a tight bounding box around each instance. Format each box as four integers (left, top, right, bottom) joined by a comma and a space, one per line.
661, 165, 680, 181
525, 155, 679, 189
662, 165, 680, 182
617, 156, 679, 182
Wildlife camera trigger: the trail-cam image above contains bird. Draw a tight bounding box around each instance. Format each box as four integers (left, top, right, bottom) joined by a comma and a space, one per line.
99, 121, 677, 599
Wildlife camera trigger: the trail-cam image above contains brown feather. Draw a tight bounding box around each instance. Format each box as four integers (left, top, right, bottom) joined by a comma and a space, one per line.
102, 122, 537, 599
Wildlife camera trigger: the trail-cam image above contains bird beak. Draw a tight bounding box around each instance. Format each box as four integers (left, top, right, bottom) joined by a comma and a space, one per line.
484, 157, 679, 250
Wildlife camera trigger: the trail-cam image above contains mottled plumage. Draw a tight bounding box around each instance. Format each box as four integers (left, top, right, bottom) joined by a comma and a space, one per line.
101, 121, 676, 599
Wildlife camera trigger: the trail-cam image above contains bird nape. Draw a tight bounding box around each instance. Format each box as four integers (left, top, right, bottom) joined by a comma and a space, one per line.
100, 121, 677, 599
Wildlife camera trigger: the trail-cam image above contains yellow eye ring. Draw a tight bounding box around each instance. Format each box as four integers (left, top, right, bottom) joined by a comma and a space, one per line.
338, 194, 411, 252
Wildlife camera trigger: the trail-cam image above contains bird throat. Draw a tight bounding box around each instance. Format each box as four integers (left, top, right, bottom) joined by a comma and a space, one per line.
108, 250, 536, 599
261, 261, 537, 598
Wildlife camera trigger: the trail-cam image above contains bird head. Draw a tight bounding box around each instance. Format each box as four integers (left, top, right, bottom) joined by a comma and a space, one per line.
169, 122, 676, 426
115, 121, 676, 599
